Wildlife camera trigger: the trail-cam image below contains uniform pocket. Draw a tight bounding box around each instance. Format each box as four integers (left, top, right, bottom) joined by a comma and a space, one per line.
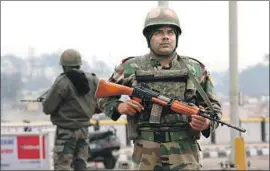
54, 128, 74, 153
161, 140, 201, 169
188, 139, 201, 164
79, 127, 89, 139
57, 127, 75, 140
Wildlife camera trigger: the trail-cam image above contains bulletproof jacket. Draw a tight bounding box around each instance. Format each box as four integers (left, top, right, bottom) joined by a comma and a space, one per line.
125, 54, 200, 140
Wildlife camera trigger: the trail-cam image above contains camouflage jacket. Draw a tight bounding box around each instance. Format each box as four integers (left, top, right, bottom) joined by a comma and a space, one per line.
98, 53, 222, 138
42, 69, 100, 129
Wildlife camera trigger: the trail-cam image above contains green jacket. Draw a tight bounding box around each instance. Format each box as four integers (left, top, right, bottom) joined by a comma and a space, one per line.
42, 69, 100, 129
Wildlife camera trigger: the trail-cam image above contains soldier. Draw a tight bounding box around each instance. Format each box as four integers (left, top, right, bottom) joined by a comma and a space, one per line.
42, 49, 100, 170
98, 6, 222, 170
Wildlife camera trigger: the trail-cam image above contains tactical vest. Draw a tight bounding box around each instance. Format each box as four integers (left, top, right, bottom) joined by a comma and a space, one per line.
125, 54, 200, 140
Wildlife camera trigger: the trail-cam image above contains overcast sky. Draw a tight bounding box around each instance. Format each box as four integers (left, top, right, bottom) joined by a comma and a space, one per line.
1, 1, 269, 72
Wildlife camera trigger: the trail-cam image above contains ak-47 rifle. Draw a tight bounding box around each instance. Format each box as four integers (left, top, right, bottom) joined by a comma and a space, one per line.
20, 90, 49, 103
95, 79, 246, 133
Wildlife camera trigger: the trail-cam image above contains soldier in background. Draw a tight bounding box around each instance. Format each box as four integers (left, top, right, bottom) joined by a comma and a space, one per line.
42, 49, 101, 170
98, 6, 222, 170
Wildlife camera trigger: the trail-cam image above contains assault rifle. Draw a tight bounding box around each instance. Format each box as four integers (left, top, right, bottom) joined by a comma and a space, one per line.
95, 79, 246, 133
20, 90, 49, 103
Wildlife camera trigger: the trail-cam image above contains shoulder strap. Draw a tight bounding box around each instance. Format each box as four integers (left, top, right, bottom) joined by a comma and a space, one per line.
122, 56, 135, 63
66, 77, 92, 118
178, 55, 215, 112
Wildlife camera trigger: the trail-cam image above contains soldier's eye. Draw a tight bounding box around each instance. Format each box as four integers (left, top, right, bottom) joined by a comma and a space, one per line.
168, 31, 175, 35
154, 30, 163, 35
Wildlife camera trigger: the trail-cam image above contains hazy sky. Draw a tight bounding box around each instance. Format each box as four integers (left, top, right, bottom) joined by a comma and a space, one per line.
1, 1, 269, 72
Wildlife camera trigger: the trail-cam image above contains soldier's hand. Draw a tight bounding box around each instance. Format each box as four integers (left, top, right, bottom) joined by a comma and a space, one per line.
117, 100, 144, 116
189, 114, 211, 131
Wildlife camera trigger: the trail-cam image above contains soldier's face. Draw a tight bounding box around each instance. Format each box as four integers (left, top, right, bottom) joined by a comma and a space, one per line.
150, 26, 176, 56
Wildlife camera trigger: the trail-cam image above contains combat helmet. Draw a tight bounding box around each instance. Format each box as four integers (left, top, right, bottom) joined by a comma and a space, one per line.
60, 49, 82, 66
143, 6, 182, 37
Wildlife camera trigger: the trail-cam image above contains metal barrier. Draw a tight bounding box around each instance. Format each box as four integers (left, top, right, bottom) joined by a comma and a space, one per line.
1, 129, 55, 170
1, 117, 269, 146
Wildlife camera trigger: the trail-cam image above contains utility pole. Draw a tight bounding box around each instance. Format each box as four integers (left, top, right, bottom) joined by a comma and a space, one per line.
158, 1, 168, 7
229, 0, 241, 167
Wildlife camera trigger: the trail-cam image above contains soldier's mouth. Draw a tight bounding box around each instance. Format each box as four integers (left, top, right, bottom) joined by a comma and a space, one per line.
160, 43, 170, 46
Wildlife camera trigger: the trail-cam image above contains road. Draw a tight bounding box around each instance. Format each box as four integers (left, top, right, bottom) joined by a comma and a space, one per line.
86, 155, 269, 170
201, 156, 269, 170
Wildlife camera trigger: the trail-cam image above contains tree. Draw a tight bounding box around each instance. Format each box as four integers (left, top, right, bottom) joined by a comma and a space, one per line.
1, 72, 23, 102
1, 55, 24, 102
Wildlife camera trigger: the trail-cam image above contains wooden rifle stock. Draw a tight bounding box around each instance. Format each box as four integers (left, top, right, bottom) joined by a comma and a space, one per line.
95, 80, 133, 97
164, 99, 199, 116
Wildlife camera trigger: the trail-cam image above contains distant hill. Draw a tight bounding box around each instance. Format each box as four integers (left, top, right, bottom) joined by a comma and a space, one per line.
211, 62, 269, 97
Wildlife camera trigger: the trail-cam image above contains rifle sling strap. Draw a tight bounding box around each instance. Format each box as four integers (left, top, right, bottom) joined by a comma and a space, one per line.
178, 56, 215, 112
66, 77, 92, 118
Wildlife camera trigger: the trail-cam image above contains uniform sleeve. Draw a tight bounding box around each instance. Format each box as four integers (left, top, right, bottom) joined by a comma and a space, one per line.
42, 80, 68, 115
198, 71, 222, 138
97, 61, 135, 121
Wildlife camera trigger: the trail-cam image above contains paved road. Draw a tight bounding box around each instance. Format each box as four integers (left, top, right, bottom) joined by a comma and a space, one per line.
201, 156, 269, 170
87, 155, 269, 170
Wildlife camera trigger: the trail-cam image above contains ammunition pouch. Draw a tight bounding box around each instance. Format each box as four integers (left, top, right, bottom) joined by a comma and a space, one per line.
188, 129, 201, 139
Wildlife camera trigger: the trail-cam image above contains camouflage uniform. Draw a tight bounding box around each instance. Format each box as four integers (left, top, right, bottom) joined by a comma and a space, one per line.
42, 49, 100, 170
98, 7, 222, 171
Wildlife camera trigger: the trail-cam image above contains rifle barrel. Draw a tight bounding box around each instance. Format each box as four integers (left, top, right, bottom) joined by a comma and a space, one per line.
199, 112, 246, 133
20, 100, 38, 102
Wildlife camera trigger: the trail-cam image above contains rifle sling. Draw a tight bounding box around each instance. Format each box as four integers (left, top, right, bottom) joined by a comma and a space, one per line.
66, 77, 92, 119
178, 56, 215, 112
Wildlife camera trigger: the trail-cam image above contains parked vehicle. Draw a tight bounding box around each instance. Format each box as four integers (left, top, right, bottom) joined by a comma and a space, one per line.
87, 126, 121, 169
72, 125, 121, 169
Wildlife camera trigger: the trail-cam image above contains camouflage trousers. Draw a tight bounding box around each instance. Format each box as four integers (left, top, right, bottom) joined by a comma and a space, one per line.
132, 137, 202, 170
53, 127, 89, 171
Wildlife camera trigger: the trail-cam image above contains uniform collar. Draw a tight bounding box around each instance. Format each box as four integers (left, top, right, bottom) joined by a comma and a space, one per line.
149, 51, 178, 69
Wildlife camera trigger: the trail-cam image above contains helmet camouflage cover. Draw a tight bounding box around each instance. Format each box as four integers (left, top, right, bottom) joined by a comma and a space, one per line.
60, 49, 82, 66
143, 6, 182, 37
